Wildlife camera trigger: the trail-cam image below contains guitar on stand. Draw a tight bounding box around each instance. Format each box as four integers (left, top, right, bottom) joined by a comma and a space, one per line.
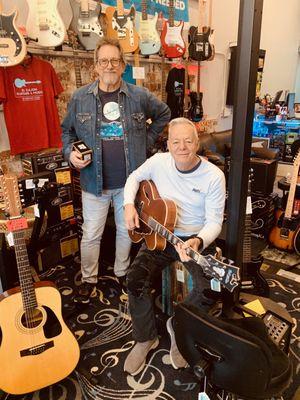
240, 173, 269, 296
0, 174, 80, 395
106, 0, 139, 53
160, 0, 186, 59
69, 0, 104, 51
128, 180, 240, 293
269, 151, 300, 251
0, 0, 27, 66
190, 60, 204, 122
188, 0, 214, 62
26, 0, 66, 47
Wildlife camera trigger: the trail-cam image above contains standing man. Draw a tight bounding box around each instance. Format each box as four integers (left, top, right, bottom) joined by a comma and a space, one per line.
123, 117, 226, 375
62, 38, 170, 304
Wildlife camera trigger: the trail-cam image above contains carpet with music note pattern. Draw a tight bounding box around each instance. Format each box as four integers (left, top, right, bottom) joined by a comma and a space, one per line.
2, 257, 299, 400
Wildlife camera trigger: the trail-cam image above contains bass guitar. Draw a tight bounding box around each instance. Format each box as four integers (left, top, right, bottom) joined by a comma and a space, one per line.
128, 180, 240, 293
69, 0, 104, 51
241, 174, 269, 296
0, 174, 80, 395
190, 60, 203, 122
136, 0, 160, 56
188, 0, 214, 62
106, 0, 139, 53
26, 0, 66, 47
0, 0, 26, 67
269, 151, 300, 251
161, 0, 185, 59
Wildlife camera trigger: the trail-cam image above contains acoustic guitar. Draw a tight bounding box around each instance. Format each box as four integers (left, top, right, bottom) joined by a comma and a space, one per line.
69, 0, 104, 51
26, 0, 66, 47
136, 0, 161, 56
188, 0, 214, 62
160, 0, 186, 59
269, 151, 300, 251
0, 174, 80, 395
0, 0, 27, 67
105, 0, 139, 53
128, 180, 240, 293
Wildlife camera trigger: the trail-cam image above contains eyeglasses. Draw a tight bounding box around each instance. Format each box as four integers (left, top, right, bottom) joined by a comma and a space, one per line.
97, 58, 122, 68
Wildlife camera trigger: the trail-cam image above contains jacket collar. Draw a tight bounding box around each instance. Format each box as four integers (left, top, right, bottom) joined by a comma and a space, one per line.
87, 79, 130, 97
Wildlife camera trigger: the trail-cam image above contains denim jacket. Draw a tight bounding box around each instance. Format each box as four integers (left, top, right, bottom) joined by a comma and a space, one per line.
61, 80, 171, 196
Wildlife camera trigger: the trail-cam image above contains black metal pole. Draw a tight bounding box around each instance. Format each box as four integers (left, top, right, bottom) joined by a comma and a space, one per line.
226, 0, 264, 269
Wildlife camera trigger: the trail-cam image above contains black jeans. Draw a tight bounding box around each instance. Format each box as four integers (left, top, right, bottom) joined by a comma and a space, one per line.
126, 240, 218, 342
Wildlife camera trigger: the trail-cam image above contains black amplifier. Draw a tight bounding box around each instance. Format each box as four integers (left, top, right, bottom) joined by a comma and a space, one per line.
22, 150, 68, 175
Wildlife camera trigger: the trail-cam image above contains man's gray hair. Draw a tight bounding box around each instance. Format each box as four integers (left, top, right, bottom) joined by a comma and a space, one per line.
168, 117, 198, 139
94, 37, 126, 65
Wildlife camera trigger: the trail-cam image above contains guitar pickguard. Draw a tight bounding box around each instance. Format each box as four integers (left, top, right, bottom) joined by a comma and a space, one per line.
0, 12, 26, 67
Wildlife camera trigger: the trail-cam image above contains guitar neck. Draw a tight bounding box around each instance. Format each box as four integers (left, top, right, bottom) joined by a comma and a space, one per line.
74, 56, 83, 88
197, 60, 201, 94
243, 213, 252, 263
161, 53, 167, 102
12, 231, 38, 311
80, 0, 90, 17
285, 166, 299, 219
141, 0, 147, 20
116, 0, 124, 15
133, 49, 142, 87
169, 0, 175, 27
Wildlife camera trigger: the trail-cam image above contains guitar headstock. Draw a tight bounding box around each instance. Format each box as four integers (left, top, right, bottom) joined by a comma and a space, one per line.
0, 174, 22, 219
203, 254, 240, 292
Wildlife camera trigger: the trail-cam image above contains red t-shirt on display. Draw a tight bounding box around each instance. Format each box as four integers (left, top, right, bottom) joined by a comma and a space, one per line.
0, 56, 64, 154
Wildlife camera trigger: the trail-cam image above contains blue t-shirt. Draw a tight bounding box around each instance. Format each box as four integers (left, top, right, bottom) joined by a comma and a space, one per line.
98, 88, 126, 190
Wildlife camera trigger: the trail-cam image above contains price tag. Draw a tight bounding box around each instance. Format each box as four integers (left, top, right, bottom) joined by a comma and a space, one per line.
60, 202, 74, 220
176, 268, 185, 283
132, 67, 145, 79
7, 218, 28, 232
6, 232, 14, 246
198, 393, 210, 400
246, 196, 252, 214
210, 278, 221, 292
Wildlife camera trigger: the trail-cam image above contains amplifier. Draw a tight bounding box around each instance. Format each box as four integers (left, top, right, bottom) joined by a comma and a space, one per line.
22, 150, 68, 175
250, 158, 278, 195
37, 232, 79, 271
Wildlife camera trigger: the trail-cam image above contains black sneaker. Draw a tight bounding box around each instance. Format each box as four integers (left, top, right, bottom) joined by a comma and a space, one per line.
74, 282, 96, 304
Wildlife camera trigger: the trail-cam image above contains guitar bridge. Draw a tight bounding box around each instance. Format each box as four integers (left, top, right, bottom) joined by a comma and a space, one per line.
20, 340, 54, 357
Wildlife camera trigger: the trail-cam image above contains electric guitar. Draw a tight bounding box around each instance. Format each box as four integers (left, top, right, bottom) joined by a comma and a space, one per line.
188, 0, 214, 62
128, 180, 240, 293
136, 0, 160, 56
161, 0, 186, 59
241, 174, 269, 296
26, 0, 66, 47
269, 151, 300, 251
0, 0, 27, 66
69, 0, 104, 51
67, 29, 83, 88
105, 0, 139, 53
190, 60, 204, 122
0, 174, 80, 395
183, 55, 191, 119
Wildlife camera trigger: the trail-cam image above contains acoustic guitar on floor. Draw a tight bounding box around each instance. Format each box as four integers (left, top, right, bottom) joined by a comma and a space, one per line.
269, 151, 300, 251
0, 174, 80, 395
128, 180, 240, 293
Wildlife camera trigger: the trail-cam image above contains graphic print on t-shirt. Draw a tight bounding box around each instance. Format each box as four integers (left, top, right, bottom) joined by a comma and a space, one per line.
103, 101, 120, 121
13, 77, 43, 101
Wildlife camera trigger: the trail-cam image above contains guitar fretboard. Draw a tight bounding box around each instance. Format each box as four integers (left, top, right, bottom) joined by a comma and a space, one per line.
169, 0, 175, 27
12, 230, 38, 312
141, 0, 147, 20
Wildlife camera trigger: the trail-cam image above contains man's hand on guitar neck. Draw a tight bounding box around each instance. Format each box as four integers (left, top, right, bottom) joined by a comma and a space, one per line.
124, 204, 140, 231
175, 237, 203, 262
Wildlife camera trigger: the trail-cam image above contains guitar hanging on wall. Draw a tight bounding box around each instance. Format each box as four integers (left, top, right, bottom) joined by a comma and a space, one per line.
0, 174, 80, 395
69, 0, 104, 51
128, 180, 240, 293
26, 0, 66, 47
269, 151, 300, 251
105, 0, 139, 53
136, 0, 161, 56
190, 60, 204, 121
0, 0, 27, 67
188, 0, 214, 62
161, 0, 186, 59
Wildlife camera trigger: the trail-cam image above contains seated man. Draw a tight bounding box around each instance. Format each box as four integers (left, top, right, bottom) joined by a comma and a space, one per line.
123, 117, 226, 376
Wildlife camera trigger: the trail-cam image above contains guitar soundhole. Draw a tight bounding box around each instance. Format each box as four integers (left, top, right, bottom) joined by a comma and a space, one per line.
21, 308, 43, 329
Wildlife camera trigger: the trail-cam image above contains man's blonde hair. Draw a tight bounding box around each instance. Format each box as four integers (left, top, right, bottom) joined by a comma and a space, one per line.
94, 37, 126, 65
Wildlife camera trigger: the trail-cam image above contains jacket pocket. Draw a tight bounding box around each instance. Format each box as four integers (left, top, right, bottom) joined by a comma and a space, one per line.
76, 112, 92, 124
132, 112, 145, 136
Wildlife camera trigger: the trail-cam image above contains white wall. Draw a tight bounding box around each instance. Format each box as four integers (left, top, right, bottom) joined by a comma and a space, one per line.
0, 0, 299, 151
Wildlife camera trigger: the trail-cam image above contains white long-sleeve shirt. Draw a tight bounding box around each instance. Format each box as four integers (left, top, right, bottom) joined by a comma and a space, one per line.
124, 152, 226, 249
